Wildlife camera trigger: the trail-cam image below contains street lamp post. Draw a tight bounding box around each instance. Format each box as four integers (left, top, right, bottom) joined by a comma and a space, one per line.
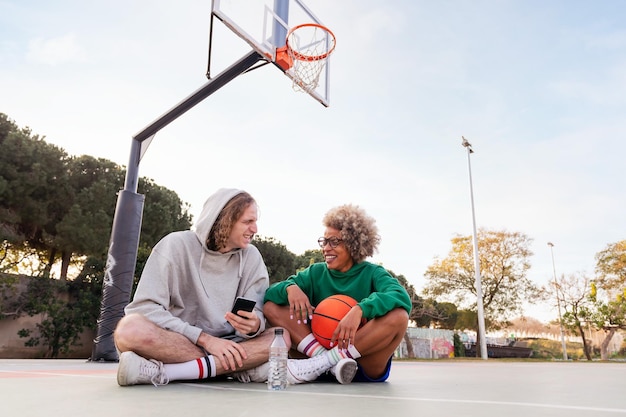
461, 136, 488, 360
548, 242, 568, 360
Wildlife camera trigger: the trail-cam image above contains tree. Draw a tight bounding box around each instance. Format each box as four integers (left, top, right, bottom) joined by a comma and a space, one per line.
559, 272, 594, 360
16, 275, 99, 358
138, 177, 192, 246
294, 249, 324, 271
0, 114, 24, 245
54, 157, 123, 278
0, 122, 193, 280
588, 283, 626, 360
455, 309, 479, 331
423, 229, 541, 342
595, 240, 626, 294
0, 273, 24, 318
253, 236, 297, 284
0, 113, 16, 143
0, 116, 72, 276
592, 240, 626, 360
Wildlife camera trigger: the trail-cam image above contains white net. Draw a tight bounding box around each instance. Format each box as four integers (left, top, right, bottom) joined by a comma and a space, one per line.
286, 24, 336, 93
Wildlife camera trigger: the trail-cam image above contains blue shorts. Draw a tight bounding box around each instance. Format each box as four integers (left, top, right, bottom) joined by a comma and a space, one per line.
352, 357, 392, 382
317, 357, 392, 383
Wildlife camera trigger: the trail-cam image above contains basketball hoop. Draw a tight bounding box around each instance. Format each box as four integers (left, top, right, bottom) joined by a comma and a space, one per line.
282, 23, 336, 93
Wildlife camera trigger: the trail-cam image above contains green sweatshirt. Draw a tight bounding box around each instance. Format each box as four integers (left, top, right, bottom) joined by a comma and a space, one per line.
264, 261, 411, 319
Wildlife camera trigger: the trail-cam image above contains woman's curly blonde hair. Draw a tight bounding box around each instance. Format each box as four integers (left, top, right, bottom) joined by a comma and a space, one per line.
323, 204, 380, 263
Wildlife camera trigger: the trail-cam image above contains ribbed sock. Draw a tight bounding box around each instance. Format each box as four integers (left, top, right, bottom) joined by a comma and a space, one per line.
163, 355, 215, 381
325, 345, 362, 366
297, 334, 326, 357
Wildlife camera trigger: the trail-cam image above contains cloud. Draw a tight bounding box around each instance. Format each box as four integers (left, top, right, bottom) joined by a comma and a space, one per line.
26, 33, 85, 66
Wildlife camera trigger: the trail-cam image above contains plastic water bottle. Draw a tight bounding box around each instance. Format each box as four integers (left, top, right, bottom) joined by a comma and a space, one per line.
268, 328, 288, 390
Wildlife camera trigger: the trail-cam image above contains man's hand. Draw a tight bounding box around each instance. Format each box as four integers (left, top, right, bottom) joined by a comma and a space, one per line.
225, 309, 260, 336
197, 332, 248, 371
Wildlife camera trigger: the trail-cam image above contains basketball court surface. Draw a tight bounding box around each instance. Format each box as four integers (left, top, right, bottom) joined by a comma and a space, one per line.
2, 359, 624, 417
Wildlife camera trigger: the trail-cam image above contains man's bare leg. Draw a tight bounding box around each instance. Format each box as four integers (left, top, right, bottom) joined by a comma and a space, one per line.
114, 313, 276, 375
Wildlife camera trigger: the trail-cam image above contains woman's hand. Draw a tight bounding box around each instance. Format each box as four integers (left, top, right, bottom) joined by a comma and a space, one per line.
286, 285, 314, 324
331, 304, 363, 350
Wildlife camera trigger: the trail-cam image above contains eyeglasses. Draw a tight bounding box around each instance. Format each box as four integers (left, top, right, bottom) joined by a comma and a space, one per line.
318, 237, 343, 249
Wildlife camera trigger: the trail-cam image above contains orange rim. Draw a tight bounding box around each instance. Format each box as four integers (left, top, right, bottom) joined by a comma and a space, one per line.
286, 23, 336, 62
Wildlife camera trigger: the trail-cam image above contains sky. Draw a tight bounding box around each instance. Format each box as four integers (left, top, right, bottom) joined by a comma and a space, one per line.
1, 0, 625, 323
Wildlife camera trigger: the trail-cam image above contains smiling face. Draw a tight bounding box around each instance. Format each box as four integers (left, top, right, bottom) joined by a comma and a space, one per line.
321, 226, 354, 272
221, 203, 258, 253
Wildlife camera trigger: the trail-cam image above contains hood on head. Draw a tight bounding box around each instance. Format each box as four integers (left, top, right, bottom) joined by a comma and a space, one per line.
194, 188, 245, 251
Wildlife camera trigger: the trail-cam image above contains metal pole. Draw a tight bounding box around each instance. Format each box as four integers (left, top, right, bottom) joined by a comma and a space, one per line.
90, 50, 264, 361
548, 242, 568, 360
272, 0, 289, 48
461, 136, 488, 360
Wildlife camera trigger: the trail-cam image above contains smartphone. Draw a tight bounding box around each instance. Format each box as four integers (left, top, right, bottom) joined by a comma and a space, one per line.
231, 297, 256, 316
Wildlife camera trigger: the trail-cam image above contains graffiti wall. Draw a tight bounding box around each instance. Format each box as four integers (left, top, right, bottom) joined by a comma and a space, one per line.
397, 328, 455, 359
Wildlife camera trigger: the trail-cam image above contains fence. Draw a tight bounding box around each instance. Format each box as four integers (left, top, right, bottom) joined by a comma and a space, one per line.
397, 327, 455, 359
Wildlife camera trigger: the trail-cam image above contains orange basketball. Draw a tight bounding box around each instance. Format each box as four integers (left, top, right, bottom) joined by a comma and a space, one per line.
311, 294, 357, 349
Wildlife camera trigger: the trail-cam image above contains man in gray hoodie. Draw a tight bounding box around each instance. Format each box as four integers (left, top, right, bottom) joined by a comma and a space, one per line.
114, 188, 356, 386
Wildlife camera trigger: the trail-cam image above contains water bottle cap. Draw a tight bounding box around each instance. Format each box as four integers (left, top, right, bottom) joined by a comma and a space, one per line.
275, 328, 284, 335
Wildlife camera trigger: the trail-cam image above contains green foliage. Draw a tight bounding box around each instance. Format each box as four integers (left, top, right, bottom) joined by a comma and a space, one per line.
139, 178, 193, 246
0, 113, 17, 144
11, 258, 105, 357
595, 240, 626, 291
453, 332, 466, 357
0, 273, 21, 318
591, 241, 626, 358
16, 276, 100, 358
588, 292, 626, 331
294, 249, 324, 271
253, 236, 297, 284
0, 114, 192, 279
454, 309, 478, 330
54, 156, 124, 257
0, 114, 70, 256
0, 113, 193, 356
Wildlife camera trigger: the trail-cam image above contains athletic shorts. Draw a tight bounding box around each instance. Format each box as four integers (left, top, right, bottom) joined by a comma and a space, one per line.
352, 357, 392, 383
318, 357, 392, 383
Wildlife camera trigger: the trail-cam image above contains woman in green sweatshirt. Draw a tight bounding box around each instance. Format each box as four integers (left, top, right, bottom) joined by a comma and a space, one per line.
264, 204, 412, 383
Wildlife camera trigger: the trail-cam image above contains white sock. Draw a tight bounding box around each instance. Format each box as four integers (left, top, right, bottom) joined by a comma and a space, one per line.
163, 356, 215, 381
325, 345, 362, 366
297, 334, 326, 357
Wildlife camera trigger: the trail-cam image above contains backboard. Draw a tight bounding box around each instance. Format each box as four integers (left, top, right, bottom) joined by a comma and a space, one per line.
210, 0, 333, 106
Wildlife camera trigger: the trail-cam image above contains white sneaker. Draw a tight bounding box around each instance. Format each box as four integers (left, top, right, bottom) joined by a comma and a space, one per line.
117, 351, 169, 387
286, 355, 332, 384
233, 362, 270, 383
330, 358, 358, 384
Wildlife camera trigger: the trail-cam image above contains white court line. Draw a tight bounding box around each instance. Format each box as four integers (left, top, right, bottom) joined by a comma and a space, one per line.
184, 382, 626, 414
0, 369, 115, 379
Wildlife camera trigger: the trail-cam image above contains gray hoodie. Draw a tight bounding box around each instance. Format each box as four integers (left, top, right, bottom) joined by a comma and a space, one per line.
124, 188, 269, 344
